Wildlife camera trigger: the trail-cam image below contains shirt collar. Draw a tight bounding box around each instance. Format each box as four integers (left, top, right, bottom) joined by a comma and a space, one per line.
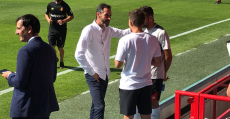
28, 36, 40, 43
92, 20, 104, 32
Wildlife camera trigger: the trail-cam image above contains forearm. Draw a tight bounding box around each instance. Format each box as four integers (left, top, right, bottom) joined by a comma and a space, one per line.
163, 49, 172, 73
45, 14, 50, 23
75, 51, 95, 76
151, 56, 162, 67
62, 15, 74, 24
164, 57, 172, 73
114, 60, 123, 69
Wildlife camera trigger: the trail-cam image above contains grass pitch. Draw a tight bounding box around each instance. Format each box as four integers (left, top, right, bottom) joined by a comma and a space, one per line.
0, 0, 230, 118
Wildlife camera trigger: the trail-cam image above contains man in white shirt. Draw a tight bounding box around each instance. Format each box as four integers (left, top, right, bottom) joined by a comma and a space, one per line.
75, 3, 130, 119
115, 9, 162, 119
134, 6, 173, 119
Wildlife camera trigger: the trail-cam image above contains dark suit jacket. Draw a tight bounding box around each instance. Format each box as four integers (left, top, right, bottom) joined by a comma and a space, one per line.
7, 36, 59, 118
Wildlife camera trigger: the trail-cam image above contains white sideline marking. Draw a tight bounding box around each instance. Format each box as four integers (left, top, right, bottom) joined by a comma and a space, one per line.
175, 48, 197, 56
79, 79, 120, 95
169, 18, 230, 39
1, 18, 230, 96
204, 39, 219, 44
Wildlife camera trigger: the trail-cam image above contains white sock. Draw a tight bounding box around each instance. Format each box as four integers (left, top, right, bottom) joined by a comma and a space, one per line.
151, 107, 160, 119
133, 106, 141, 119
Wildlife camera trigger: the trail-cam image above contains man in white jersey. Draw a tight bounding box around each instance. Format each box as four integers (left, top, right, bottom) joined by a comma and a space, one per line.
134, 6, 173, 119
115, 9, 162, 119
75, 3, 131, 119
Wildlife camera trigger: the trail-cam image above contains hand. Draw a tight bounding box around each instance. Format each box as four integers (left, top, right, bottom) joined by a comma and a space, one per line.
57, 19, 64, 25
1, 71, 12, 79
49, 18, 53, 25
163, 76, 169, 81
92, 73, 100, 82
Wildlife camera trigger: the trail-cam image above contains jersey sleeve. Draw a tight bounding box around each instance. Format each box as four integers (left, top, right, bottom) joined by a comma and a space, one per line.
65, 4, 73, 16
158, 30, 171, 50
115, 38, 127, 62
45, 4, 50, 15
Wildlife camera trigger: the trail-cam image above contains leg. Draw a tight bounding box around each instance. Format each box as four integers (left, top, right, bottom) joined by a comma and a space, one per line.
85, 74, 108, 119
119, 89, 137, 119
140, 114, 151, 119
151, 79, 163, 119
137, 86, 152, 119
133, 106, 141, 119
58, 47, 64, 62
48, 32, 58, 62
124, 115, 134, 119
57, 31, 66, 68
51, 46, 58, 62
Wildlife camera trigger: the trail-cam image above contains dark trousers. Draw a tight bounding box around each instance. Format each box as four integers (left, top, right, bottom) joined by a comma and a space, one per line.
12, 113, 50, 119
85, 73, 108, 119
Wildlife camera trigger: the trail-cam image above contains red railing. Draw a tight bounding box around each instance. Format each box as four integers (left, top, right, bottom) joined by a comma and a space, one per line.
175, 74, 230, 119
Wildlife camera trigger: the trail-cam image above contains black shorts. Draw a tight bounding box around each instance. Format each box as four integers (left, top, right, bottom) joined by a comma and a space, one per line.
48, 31, 67, 48
151, 79, 163, 102
119, 85, 152, 116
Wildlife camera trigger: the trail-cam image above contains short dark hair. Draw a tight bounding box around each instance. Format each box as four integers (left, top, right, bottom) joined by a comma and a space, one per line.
128, 9, 145, 27
96, 3, 111, 18
16, 14, 40, 34
139, 6, 154, 17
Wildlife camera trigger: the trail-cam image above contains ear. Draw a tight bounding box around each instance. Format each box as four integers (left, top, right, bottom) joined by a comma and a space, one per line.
129, 19, 133, 27
27, 25, 32, 34
96, 12, 100, 19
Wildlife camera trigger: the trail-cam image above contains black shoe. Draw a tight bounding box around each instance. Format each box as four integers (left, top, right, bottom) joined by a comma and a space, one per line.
215, 1, 221, 4
60, 62, 64, 69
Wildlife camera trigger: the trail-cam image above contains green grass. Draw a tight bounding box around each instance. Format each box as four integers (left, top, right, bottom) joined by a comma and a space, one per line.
0, 0, 230, 118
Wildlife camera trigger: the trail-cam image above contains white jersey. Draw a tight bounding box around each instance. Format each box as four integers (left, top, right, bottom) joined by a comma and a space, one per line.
144, 23, 171, 79
115, 32, 161, 90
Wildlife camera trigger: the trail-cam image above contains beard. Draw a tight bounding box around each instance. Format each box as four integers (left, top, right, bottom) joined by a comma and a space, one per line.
143, 23, 148, 28
100, 19, 110, 27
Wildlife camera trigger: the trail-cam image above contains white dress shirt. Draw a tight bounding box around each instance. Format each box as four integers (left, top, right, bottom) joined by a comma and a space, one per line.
75, 20, 130, 80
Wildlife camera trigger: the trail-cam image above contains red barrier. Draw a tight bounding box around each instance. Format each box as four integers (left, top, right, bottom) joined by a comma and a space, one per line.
174, 74, 230, 119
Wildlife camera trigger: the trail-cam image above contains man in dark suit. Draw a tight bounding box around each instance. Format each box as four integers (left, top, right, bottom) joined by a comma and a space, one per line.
1, 14, 59, 119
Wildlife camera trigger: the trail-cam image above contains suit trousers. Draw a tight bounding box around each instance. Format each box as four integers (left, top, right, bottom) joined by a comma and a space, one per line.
12, 113, 50, 119
85, 73, 108, 119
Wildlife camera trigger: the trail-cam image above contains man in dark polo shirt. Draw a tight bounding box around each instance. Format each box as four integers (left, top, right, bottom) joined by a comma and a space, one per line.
45, 0, 74, 68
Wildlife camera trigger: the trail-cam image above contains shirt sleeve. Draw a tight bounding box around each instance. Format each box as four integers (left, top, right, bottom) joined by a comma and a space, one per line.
152, 37, 162, 58
45, 4, 50, 15
115, 38, 127, 62
75, 27, 95, 76
66, 4, 73, 16
8, 49, 32, 89
158, 30, 171, 50
110, 27, 131, 38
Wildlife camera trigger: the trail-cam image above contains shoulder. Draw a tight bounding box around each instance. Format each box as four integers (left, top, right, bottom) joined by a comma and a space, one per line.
62, 1, 70, 7
155, 24, 168, 35
82, 23, 94, 33
120, 33, 133, 40
147, 33, 159, 42
155, 24, 164, 30
48, 1, 55, 6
